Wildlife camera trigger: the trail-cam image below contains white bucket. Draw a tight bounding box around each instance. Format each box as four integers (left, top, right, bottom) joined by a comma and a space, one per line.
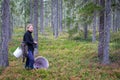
13, 47, 23, 58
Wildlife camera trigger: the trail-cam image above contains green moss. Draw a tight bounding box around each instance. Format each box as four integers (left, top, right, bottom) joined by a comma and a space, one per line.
2, 28, 119, 80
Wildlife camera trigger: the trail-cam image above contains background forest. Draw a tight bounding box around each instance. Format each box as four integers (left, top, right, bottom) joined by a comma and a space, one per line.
0, 0, 120, 80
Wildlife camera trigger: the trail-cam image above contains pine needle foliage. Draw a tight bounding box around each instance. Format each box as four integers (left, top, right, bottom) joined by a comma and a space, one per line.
78, 1, 101, 24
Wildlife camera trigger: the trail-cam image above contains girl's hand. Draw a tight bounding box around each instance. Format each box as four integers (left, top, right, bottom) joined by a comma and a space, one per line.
34, 41, 37, 44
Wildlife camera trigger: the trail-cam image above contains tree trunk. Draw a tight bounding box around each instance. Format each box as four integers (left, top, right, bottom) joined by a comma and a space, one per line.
98, 0, 105, 63
84, 24, 88, 39
0, 1, 2, 45
83, 0, 88, 40
24, 0, 27, 31
59, 0, 63, 32
116, 9, 120, 31
63, 2, 67, 30
51, 0, 54, 35
112, 0, 120, 32
112, 9, 117, 32
92, 13, 96, 42
92, 0, 97, 43
33, 0, 39, 42
40, 0, 44, 34
51, 0, 59, 38
116, 0, 120, 31
0, 0, 10, 67
102, 0, 111, 64
30, 0, 33, 24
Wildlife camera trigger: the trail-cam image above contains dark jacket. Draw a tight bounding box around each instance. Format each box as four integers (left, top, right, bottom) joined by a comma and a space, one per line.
23, 30, 34, 52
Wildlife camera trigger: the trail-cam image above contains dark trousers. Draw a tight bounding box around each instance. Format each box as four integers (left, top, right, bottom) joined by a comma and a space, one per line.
25, 50, 34, 69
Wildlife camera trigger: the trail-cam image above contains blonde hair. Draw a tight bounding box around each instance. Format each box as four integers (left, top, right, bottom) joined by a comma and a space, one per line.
26, 24, 33, 30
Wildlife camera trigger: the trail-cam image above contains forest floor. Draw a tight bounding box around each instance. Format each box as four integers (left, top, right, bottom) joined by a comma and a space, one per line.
0, 28, 120, 80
